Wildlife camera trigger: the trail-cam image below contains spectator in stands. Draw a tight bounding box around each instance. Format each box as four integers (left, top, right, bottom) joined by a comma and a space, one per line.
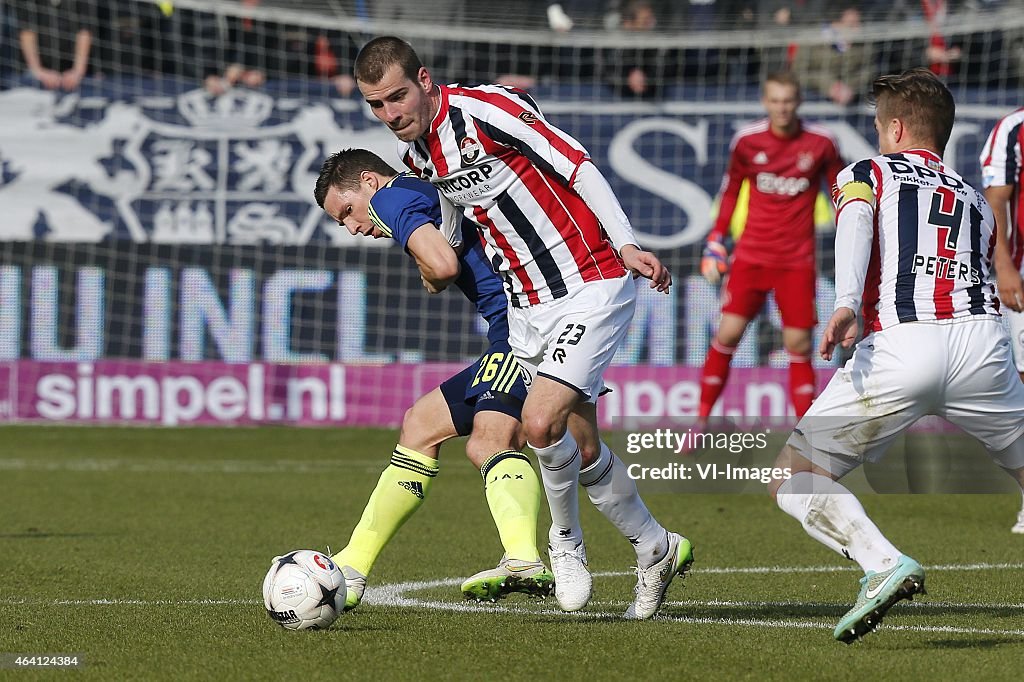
867, 0, 965, 84
204, 0, 274, 95
462, 1, 598, 89
543, 0, 610, 31
711, 0, 800, 31
681, 0, 722, 31
789, 3, 873, 105
202, 0, 343, 96
711, 0, 783, 82
312, 30, 361, 97
1012, 29, 1024, 88
371, 0, 465, 81
754, 0, 830, 77
98, 2, 223, 83
602, 0, 678, 99
546, 2, 575, 31
755, 0, 828, 28
10, 0, 101, 91
102, 0, 181, 78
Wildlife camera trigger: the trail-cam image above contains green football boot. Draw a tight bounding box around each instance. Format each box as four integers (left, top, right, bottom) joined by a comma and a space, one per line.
340, 565, 367, 612
461, 556, 554, 602
834, 555, 925, 643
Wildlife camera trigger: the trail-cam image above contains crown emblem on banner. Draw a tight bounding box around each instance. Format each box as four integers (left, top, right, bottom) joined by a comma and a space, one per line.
177, 89, 274, 129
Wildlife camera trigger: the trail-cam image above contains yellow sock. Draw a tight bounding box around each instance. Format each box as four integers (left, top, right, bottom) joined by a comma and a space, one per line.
332, 445, 438, 575
481, 451, 542, 562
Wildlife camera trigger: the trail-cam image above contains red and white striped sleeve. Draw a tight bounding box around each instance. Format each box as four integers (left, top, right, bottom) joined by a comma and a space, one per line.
832, 160, 878, 313
980, 111, 1023, 189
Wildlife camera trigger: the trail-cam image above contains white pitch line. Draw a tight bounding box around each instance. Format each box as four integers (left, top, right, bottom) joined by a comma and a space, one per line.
592, 562, 1024, 577
0, 598, 261, 606
651, 615, 1024, 638
589, 598, 1024, 611
5, 593, 1021, 639
359, 569, 1024, 638
33, 597, 1014, 611
1, 561, 1021, 640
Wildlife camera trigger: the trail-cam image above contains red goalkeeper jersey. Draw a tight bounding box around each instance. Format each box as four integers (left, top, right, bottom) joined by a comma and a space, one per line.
709, 119, 843, 269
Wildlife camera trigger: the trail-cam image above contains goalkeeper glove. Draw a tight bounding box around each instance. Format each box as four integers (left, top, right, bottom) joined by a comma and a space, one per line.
700, 235, 729, 285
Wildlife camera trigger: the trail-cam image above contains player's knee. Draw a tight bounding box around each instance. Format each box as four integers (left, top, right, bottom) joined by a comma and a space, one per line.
783, 336, 813, 357
399, 404, 431, 447
523, 421, 554, 449
463, 435, 488, 465
522, 412, 560, 449
717, 328, 744, 348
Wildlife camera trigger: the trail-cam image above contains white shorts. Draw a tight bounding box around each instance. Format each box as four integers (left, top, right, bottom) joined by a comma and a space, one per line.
507, 275, 636, 403
1002, 307, 1024, 373
788, 317, 1024, 477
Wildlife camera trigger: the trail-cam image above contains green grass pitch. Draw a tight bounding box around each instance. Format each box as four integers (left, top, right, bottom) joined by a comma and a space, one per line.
0, 426, 1021, 680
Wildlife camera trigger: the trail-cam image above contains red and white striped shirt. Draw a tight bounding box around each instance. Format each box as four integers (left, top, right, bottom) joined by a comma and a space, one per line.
400, 84, 626, 307
979, 107, 1024, 272
832, 149, 1000, 332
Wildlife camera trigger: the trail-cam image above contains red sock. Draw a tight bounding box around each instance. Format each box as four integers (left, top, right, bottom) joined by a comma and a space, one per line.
699, 341, 735, 418
788, 352, 816, 417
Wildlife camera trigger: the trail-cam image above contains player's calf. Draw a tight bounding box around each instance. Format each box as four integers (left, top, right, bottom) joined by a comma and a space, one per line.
477, 448, 544, 563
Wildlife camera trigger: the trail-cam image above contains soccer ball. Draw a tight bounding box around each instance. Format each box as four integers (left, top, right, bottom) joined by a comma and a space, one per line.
262, 550, 346, 630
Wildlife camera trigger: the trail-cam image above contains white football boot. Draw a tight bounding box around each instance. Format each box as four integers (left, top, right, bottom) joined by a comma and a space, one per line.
548, 542, 592, 612
624, 532, 695, 620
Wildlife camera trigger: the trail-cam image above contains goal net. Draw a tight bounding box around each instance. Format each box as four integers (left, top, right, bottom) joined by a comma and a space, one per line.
1, 0, 1021, 426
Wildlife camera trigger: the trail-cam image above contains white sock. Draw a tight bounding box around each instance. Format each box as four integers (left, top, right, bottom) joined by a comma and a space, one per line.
579, 442, 667, 568
776, 471, 902, 574
530, 431, 583, 549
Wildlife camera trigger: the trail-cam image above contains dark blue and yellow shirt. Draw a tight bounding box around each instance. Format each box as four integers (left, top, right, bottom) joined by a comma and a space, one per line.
368, 173, 509, 343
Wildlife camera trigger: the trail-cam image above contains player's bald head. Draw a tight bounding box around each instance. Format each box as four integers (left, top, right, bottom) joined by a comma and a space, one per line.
871, 68, 955, 154
314, 148, 396, 208
355, 36, 423, 85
